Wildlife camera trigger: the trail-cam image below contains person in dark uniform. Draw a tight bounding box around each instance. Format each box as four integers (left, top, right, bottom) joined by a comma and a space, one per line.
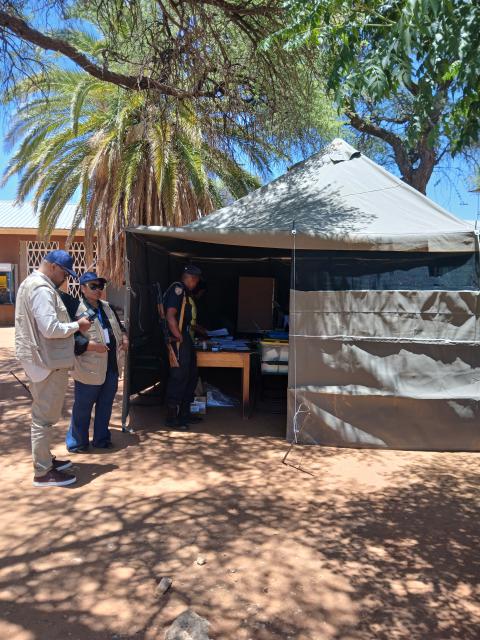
190, 279, 209, 341
164, 265, 203, 429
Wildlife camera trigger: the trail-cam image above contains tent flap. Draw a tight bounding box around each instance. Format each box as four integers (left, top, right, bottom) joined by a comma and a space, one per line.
128, 226, 475, 253
287, 388, 480, 451
287, 294, 480, 448
291, 290, 480, 343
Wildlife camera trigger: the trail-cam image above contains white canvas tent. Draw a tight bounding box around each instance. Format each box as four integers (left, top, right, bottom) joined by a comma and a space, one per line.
134, 138, 474, 252
125, 139, 480, 450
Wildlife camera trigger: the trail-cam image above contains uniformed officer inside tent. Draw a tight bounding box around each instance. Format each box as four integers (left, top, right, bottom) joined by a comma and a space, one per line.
163, 265, 205, 429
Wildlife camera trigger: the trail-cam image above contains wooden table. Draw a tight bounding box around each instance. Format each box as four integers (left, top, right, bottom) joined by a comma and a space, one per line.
196, 350, 252, 419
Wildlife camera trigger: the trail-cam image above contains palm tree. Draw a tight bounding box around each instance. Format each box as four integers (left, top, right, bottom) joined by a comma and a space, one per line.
3, 60, 271, 282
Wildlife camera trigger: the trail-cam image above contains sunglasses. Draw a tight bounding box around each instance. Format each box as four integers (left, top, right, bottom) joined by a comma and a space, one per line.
86, 282, 105, 291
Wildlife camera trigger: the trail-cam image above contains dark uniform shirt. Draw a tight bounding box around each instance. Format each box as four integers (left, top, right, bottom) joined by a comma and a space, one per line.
163, 282, 193, 338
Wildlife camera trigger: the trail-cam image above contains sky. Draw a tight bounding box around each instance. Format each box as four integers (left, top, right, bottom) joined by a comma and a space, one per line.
0, 116, 478, 224
0, 5, 478, 226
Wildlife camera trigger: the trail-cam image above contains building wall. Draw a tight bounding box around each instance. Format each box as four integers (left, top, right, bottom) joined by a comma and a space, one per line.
0, 233, 83, 268
0, 304, 14, 326
0, 231, 125, 326
0, 231, 86, 326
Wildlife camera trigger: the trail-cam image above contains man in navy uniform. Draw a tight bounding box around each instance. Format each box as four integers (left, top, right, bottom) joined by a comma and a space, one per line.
164, 265, 203, 429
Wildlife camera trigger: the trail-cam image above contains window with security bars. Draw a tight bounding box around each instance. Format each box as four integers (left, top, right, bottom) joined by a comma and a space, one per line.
68, 242, 96, 297
25, 240, 96, 298
26, 241, 60, 274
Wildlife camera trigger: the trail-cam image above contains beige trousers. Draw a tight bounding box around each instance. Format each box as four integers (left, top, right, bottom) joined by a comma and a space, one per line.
30, 369, 69, 477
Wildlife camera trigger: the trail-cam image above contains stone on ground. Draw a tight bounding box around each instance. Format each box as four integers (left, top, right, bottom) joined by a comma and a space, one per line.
155, 576, 173, 597
164, 610, 211, 640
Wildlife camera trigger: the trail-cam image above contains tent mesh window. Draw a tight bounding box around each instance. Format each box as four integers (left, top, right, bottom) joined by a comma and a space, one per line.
293, 251, 479, 291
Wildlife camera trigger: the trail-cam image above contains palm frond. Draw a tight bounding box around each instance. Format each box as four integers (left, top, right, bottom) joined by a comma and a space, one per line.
163, 152, 179, 225
3, 29, 267, 283
70, 78, 104, 135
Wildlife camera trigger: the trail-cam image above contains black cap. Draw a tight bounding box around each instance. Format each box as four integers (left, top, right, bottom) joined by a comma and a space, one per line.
183, 264, 202, 277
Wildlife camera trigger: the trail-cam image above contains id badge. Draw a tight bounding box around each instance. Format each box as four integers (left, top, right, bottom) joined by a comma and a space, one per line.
103, 328, 110, 345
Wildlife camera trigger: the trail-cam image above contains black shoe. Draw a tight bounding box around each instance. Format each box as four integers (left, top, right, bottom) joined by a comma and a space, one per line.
165, 407, 189, 431
179, 403, 203, 424
165, 419, 190, 431
182, 413, 203, 424
92, 441, 113, 449
165, 405, 178, 428
67, 446, 89, 454
52, 456, 73, 471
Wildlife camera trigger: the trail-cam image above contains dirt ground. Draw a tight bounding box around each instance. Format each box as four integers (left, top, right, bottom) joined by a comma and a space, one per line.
1, 326, 480, 640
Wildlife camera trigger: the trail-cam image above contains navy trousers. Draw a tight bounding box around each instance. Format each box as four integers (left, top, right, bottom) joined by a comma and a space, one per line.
66, 368, 118, 450
166, 335, 198, 408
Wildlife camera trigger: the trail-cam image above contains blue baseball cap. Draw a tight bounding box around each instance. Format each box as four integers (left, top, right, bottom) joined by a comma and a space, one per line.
45, 250, 78, 279
79, 271, 107, 285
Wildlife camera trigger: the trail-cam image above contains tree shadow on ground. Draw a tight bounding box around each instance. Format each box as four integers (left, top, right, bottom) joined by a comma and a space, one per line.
1, 424, 479, 639
1, 331, 479, 639
0, 368, 139, 461
66, 462, 119, 488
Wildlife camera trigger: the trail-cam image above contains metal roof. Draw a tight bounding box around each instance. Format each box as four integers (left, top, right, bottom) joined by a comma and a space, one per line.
0, 200, 83, 230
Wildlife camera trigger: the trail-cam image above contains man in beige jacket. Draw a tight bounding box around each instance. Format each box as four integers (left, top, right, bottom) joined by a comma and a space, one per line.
15, 250, 91, 487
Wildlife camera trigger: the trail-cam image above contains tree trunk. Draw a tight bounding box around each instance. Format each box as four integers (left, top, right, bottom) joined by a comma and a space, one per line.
346, 108, 438, 195
405, 148, 437, 195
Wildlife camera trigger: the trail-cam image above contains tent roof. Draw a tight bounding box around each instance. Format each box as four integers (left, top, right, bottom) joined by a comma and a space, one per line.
128, 139, 475, 252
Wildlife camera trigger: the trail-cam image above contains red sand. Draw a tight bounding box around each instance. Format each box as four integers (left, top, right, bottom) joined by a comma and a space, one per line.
1, 327, 480, 639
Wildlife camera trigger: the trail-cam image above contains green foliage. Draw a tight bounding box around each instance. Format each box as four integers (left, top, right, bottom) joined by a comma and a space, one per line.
2, 61, 271, 280
2, 2, 343, 277
269, 0, 480, 191
62, 1, 340, 159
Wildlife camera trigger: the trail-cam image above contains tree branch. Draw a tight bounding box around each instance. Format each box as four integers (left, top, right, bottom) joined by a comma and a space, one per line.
188, 0, 280, 17
0, 9, 216, 98
372, 114, 410, 125
345, 103, 412, 182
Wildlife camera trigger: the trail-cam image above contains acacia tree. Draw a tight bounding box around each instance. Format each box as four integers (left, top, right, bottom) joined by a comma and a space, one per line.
270, 0, 480, 193
1, 0, 340, 176
1, 2, 340, 280
0, 1, 326, 146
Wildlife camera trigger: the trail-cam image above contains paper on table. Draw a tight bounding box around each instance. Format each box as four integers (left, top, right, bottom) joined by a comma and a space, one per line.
213, 338, 250, 351
207, 328, 230, 337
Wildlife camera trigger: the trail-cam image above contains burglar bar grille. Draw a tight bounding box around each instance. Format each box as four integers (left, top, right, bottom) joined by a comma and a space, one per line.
26, 241, 59, 274
68, 242, 96, 297
25, 240, 96, 298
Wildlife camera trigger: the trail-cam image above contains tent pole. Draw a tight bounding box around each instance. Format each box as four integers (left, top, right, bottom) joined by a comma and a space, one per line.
282, 220, 314, 473
121, 235, 135, 433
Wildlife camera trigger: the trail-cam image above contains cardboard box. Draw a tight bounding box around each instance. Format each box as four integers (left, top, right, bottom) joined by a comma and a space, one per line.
237, 276, 275, 332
